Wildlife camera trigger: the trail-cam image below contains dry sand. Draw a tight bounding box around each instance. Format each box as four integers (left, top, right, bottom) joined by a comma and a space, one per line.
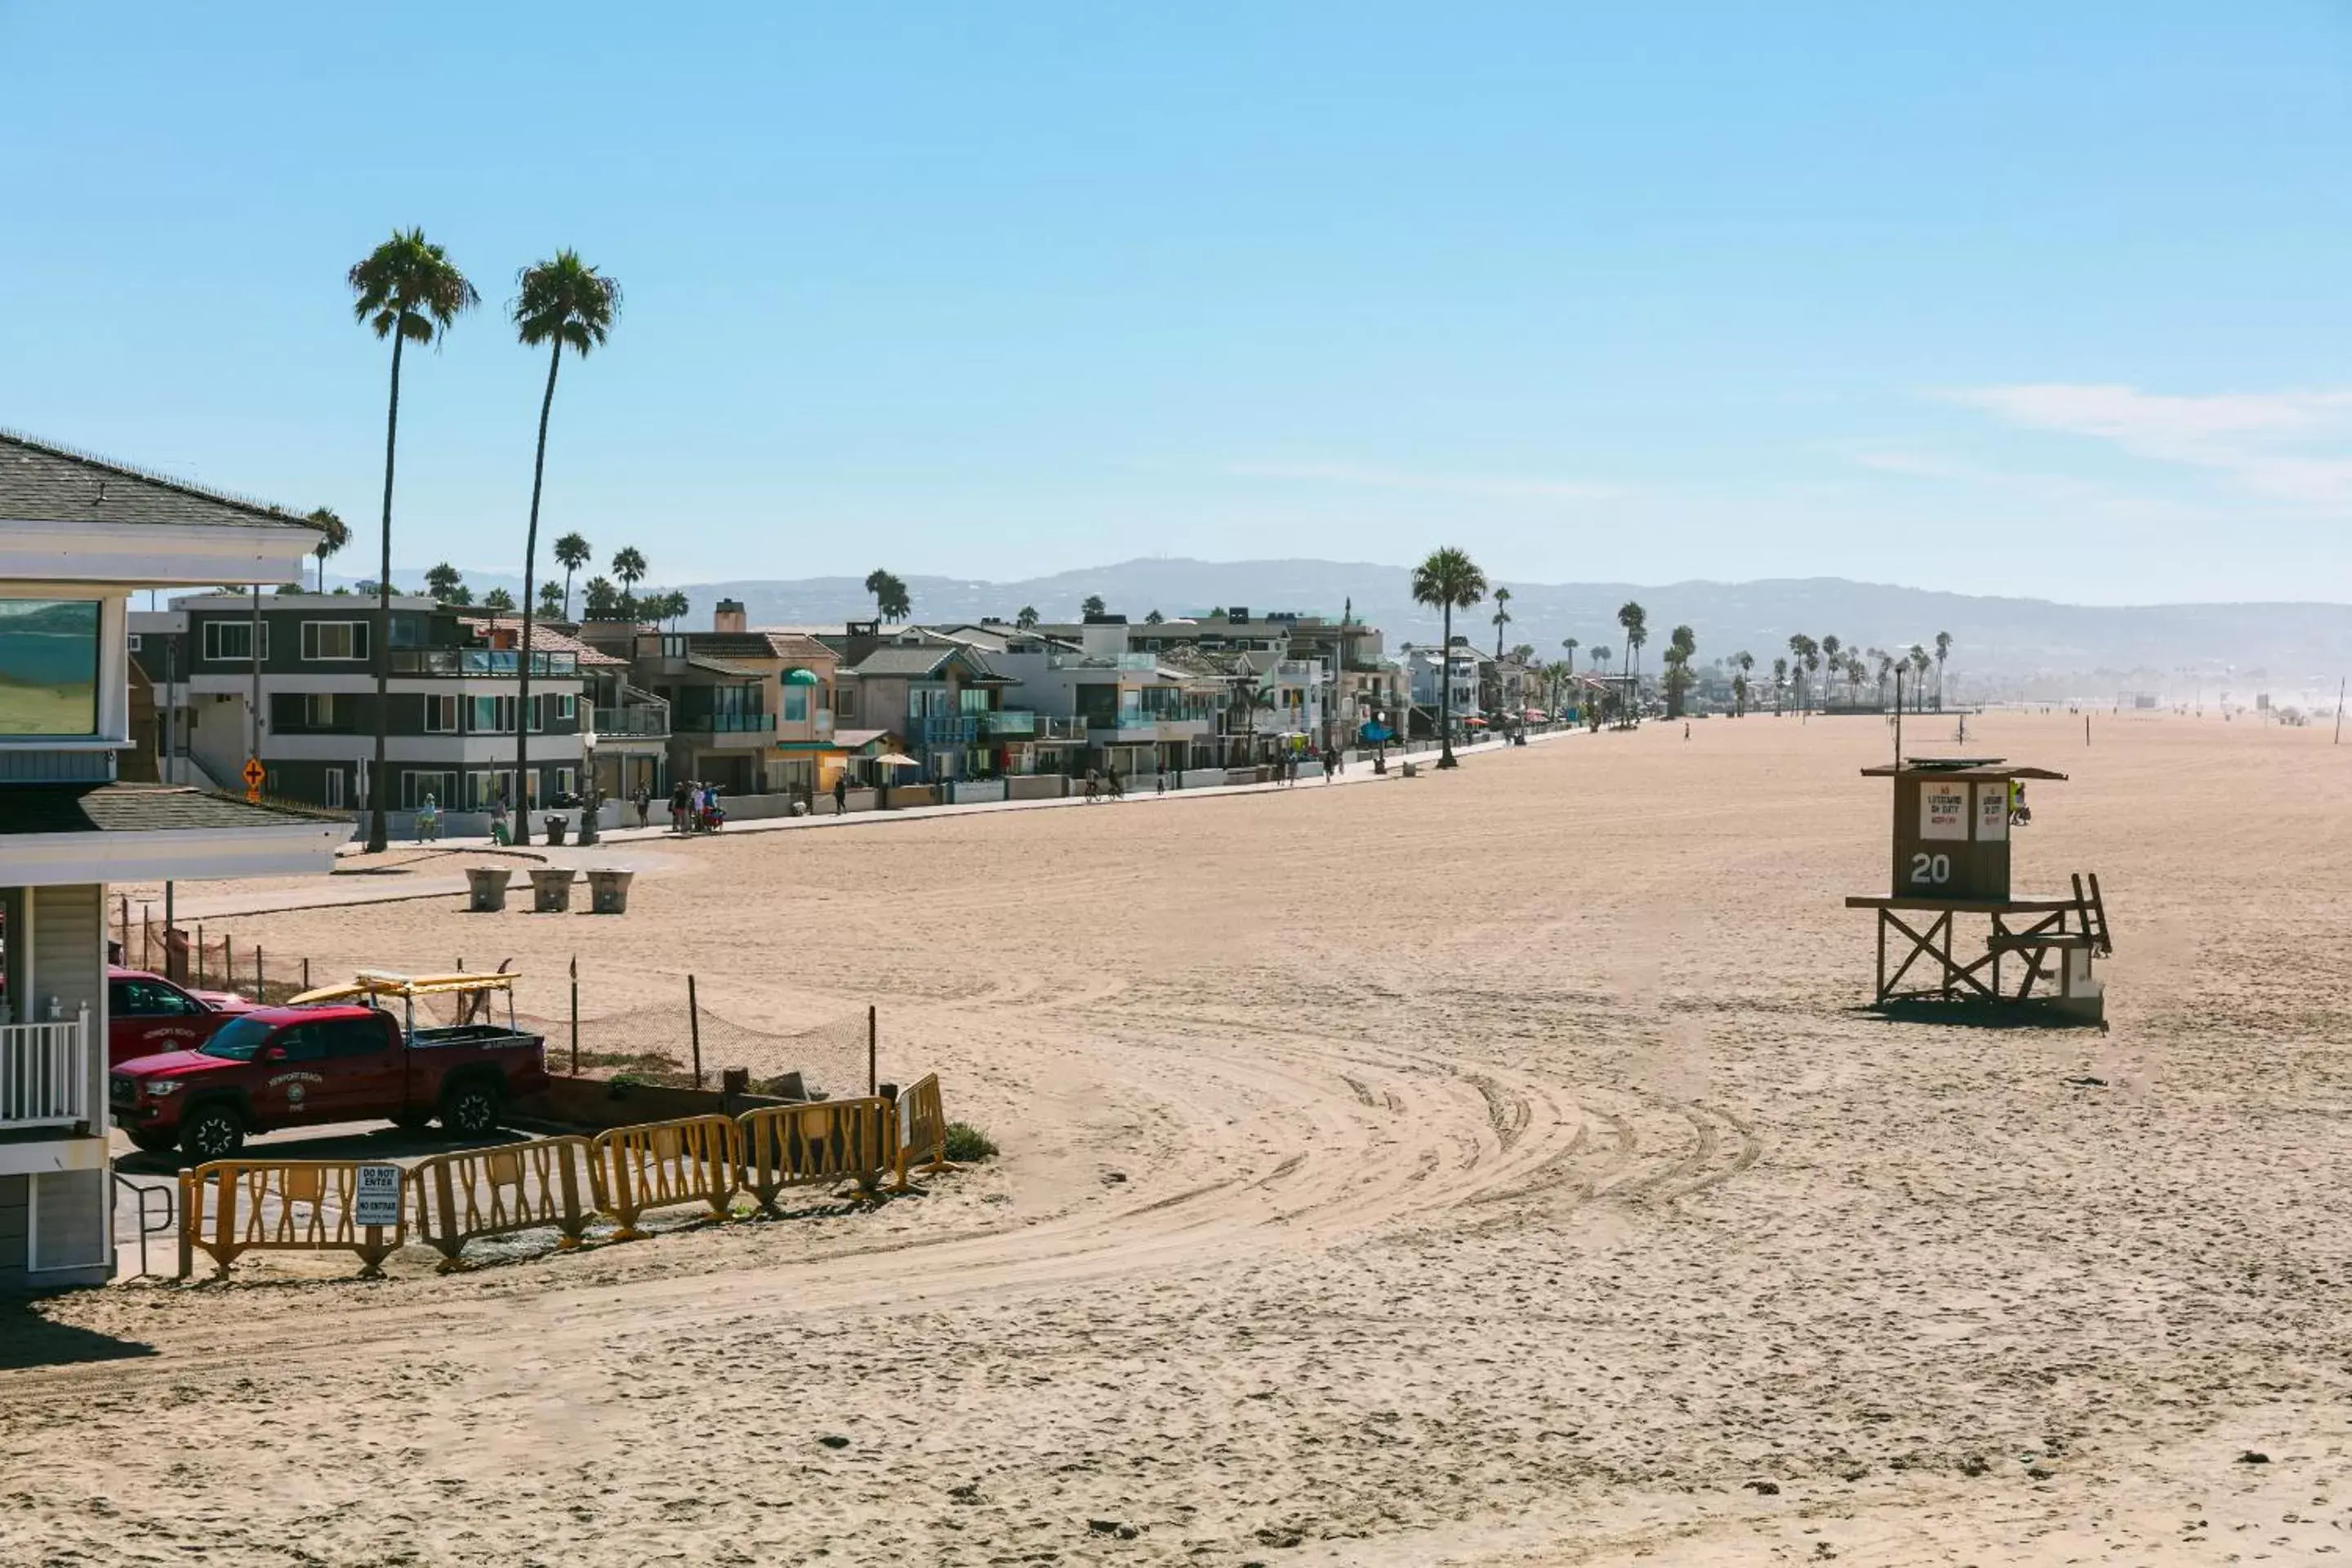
7, 710, 2351, 1565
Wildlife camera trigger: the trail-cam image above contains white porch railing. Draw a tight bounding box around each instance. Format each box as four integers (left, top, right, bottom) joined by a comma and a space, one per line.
0, 1009, 90, 1130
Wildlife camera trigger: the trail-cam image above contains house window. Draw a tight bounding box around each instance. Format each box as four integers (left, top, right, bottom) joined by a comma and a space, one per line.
465, 695, 519, 733
301, 621, 369, 661
422, 694, 458, 733
836, 687, 858, 720
782, 689, 808, 724
0, 599, 101, 736
557, 693, 576, 720
323, 768, 345, 809
201, 619, 267, 662
302, 693, 340, 728
127, 633, 143, 652
403, 769, 457, 809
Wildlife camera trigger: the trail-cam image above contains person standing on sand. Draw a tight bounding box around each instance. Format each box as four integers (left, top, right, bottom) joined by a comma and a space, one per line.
834, 772, 849, 815
489, 790, 510, 846
669, 780, 690, 834
631, 783, 651, 829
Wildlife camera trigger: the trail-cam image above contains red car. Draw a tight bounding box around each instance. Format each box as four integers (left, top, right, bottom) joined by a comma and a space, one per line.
110, 1001, 548, 1160
107, 966, 254, 1067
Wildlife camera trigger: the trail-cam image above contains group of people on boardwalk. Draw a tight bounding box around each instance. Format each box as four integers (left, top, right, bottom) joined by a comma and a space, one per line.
1083, 765, 1125, 803
667, 779, 726, 834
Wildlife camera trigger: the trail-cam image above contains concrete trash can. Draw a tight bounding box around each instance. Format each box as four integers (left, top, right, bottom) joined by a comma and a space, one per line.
542, 814, 568, 847
528, 866, 576, 912
466, 866, 514, 912
585, 867, 635, 915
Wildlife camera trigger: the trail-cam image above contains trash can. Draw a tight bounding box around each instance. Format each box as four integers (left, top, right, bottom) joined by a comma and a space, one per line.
528, 866, 576, 912
466, 866, 513, 912
576, 810, 600, 848
542, 814, 568, 847
585, 867, 635, 915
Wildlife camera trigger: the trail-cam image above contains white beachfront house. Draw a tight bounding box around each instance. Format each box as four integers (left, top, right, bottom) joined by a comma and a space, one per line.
1, 430, 344, 1290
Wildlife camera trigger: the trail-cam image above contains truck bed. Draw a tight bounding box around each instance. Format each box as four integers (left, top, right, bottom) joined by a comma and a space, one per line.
411, 1024, 543, 1049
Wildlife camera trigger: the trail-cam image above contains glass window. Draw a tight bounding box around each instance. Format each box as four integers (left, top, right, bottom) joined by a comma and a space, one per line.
423, 694, 458, 733
301, 621, 369, 661
200, 619, 267, 662
320, 1017, 386, 1058
0, 599, 100, 736
782, 689, 808, 723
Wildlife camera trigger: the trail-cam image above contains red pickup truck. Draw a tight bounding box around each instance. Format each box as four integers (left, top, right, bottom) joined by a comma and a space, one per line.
107, 966, 254, 1067
110, 1003, 548, 1160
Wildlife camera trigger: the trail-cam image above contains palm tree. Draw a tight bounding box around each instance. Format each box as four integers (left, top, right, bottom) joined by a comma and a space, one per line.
506, 252, 621, 842
1015, 605, 1040, 630
1490, 586, 1512, 661
1733, 650, 1754, 715
482, 587, 515, 612
349, 228, 479, 851
308, 506, 348, 591
1785, 634, 1817, 713
1145, 608, 1165, 625
1081, 594, 1107, 618
1732, 670, 1749, 715
864, 568, 912, 622
553, 532, 592, 619
1561, 636, 1579, 677
1934, 630, 1953, 710
582, 576, 620, 619
1820, 635, 1843, 706
1874, 648, 1895, 710
610, 546, 648, 617
1909, 644, 1931, 710
1616, 601, 1648, 723
424, 562, 464, 602
1412, 547, 1486, 767
1771, 655, 1788, 714
537, 581, 565, 618
1662, 623, 1697, 716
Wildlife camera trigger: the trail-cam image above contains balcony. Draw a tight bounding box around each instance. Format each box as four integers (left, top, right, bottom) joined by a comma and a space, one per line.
2, 1013, 90, 1132
920, 715, 980, 745
1090, 715, 1158, 733
674, 711, 774, 734
592, 703, 670, 738
1046, 652, 1159, 672
391, 648, 579, 677
982, 709, 1037, 737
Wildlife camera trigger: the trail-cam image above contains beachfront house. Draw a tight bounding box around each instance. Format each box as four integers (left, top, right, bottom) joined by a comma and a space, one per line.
130, 596, 597, 834
982, 616, 1225, 779
2, 431, 344, 1290
829, 624, 1009, 784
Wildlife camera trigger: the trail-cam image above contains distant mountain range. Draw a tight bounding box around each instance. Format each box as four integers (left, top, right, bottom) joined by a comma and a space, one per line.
353, 557, 2352, 697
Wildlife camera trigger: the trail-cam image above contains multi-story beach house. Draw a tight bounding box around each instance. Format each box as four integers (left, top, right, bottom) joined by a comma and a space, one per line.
131, 595, 599, 831
1, 431, 342, 1290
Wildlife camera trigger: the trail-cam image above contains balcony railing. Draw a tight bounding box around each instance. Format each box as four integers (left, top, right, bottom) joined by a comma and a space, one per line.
920, 715, 980, 745
982, 709, 1036, 737
592, 702, 670, 737
1046, 652, 1160, 672
2, 1012, 89, 1131
674, 711, 774, 733
391, 648, 579, 677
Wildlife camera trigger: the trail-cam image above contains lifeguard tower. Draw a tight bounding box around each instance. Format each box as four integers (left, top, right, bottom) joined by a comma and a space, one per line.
1843, 758, 2112, 1022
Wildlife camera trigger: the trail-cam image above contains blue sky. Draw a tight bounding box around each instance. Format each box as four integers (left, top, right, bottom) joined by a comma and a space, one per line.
2, 2, 2347, 604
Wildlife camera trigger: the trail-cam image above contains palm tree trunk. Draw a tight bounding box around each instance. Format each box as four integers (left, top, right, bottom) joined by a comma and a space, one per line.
514, 339, 563, 846
1438, 606, 1456, 768
562, 566, 575, 621
366, 333, 405, 854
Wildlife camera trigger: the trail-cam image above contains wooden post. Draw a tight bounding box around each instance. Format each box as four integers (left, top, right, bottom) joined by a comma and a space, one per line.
301, 956, 310, 992
568, 954, 579, 1077
255, 945, 263, 1000
2085, 713, 2091, 746
868, 1004, 878, 1096
688, 973, 702, 1089
2336, 678, 2344, 745
196, 924, 205, 987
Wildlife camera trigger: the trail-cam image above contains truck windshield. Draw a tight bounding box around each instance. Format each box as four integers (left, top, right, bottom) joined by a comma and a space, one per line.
198, 1016, 278, 1061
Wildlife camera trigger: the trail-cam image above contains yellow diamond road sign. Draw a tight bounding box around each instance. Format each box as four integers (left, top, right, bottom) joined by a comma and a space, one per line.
242, 756, 265, 792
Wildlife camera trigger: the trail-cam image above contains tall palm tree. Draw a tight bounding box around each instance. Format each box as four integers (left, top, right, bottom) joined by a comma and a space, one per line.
1785, 635, 1816, 712
1561, 635, 1579, 676
1874, 648, 1895, 709
865, 571, 911, 621
537, 581, 565, 618
349, 228, 478, 851
1771, 655, 1788, 714
554, 532, 593, 619
1909, 644, 1931, 710
308, 506, 348, 591
1490, 586, 1512, 661
481, 587, 515, 612
1663, 623, 1697, 715
1820, 635, 1843, 706
1410, 546, 1487, 767
611, 546, 648, 616
1616, 601, 1647, 723
425, 562, 464, 601
1015, 605, 1040, 630
1733, 650, 1755, 716
1934, 630, 1953, 710
507, 251, 621, 843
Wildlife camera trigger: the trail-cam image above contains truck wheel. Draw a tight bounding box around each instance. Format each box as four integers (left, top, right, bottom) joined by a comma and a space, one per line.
125, 1127, 180, 1156
440, 1081, 502, 1139
180, 1106, 245, 1163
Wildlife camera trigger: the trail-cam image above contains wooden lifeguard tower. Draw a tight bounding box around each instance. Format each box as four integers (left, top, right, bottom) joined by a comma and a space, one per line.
1843, 758, 2113, 1022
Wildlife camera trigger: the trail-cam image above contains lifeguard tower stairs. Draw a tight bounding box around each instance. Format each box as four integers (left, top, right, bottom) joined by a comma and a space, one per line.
1842, 758, 2113, 1023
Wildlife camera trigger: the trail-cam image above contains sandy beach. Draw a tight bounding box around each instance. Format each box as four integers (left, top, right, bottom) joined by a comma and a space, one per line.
6, 709, 2350, 1566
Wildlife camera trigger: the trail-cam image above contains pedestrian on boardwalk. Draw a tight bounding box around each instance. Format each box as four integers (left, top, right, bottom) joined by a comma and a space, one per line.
670, 780, 691, 834
489, 791, 510, 845
631, 783, 651, 829
833, 772, 849, 815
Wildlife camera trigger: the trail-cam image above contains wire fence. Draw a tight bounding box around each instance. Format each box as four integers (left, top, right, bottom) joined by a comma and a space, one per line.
115, 900, 317, 1002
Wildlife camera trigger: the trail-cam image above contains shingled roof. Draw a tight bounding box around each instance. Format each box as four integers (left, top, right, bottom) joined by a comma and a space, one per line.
1, 785, 348, 835
0, 430, 319, 533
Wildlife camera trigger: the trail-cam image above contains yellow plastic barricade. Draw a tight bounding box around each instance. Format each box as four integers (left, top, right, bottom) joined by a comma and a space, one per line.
589, 1115, 740, 1240
738, 1097, 893, 1214
891, 1074, 954, 1194
176, 1160, 406, 1281
409, 1136, 599, 1272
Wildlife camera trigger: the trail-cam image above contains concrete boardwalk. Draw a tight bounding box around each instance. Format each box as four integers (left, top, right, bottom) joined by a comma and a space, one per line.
172, 730, 1579, 921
